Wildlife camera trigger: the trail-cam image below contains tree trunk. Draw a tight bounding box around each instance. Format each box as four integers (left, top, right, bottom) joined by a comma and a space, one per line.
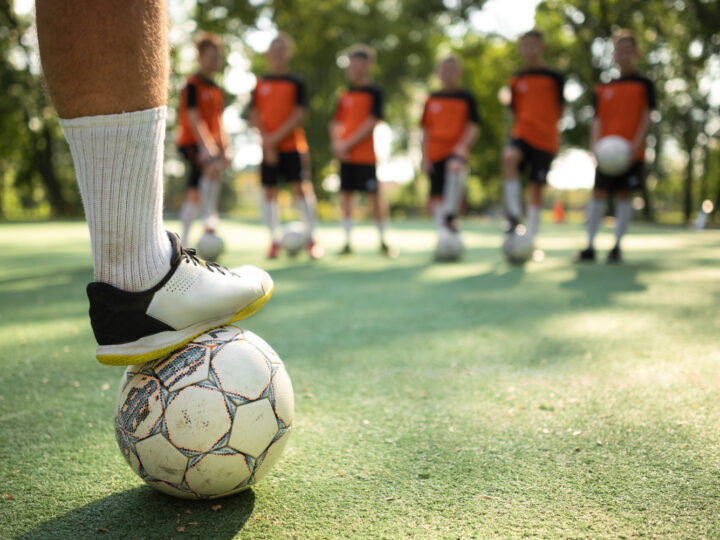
683, 143, 694, 224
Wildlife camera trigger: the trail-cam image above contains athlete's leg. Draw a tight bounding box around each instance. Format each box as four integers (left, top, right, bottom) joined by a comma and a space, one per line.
611, 189, 633, 259
442, 158, 466, 230
502, 145, 523, 225
587, 189, 608, 249
199, 161, 222, 232
180, 188, 200, 245
340, 191, 354, 252
527, 182, 543, 240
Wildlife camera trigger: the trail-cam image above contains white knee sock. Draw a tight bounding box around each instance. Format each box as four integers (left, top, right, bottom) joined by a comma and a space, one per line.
433, 203, 445, 231
60, 106, 172, 292
586, 198, 607, 249
342, 217, 353, 244
179, 198, 198, 246
377, 221, 386, 244
261, 197, 279, 242
527, 205, 541, 239
614, 199, 633, 247
297, 193, 317, 236
199, 176, 221, 231
503, 178, 523, 219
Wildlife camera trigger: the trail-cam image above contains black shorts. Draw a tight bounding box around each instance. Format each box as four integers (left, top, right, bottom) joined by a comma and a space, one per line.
594, 161, 644, 192
261, 152, 304, 186
178, 144, 202, 189
340, 163, 379, 193
429, 155, 465, 196
510, 138, 555, 184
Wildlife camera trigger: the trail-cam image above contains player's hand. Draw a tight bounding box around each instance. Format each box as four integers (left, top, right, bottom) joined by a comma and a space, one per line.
222, 147, 233, 168
333, 140, 349, 161
447, 157, 465, 174
451, 144, 470, 161
263, 143, 279, 166
422, 158, 432, 175
203, 158, 223, 180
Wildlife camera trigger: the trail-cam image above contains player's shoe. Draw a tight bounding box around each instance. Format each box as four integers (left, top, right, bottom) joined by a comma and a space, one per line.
267, 241, 280, 259
338, 243, 353, 256
380, 242, 399, 259
87, 232, 274, 366
574, 247, 596, 262
606, 246, 622, 263
307, 239, 324, 260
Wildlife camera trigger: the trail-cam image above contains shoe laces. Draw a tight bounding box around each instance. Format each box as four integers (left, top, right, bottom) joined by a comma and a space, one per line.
181, 248, 227, 275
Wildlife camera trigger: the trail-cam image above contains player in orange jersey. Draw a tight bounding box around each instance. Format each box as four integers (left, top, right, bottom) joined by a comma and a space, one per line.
576, 31, 655, 263
176, 33, 231, 246
502, 29, 565, 247
330, 45, 396, 257
421, 55, 479, 244
249, 33, 323, 259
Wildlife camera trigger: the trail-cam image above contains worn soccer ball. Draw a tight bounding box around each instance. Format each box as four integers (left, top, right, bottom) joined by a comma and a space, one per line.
281, 221, 308, 256
114, 326, 293, 500
435, 228, 464, 261
196, 232, 225, 261
595, 135, 632, 176
502, 230, 534, 264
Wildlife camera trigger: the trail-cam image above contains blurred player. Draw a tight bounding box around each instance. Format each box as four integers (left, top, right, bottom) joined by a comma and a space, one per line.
421, 55, 479, 241
176, 33, 231, 246
502, 29, 565, 246
36, 1, 272, 365
576, 30, 655, 263
330, 45, 396, 257
250, 33, 323, 259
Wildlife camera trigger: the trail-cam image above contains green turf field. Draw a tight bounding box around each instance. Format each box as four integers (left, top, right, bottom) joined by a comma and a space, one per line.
1, 219, 720, 539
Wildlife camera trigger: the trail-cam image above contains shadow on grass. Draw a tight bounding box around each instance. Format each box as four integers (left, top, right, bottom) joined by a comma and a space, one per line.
560, 263, 649, 307
19, 485, 255, 540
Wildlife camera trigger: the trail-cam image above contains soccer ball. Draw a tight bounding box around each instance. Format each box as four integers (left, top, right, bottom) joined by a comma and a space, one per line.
595, 136, 632, 176
435, 228, 464, 261
281, 221, 308, 256
197, 232, 225, 261
114, 326, 294, 500
502, 230, 534, 264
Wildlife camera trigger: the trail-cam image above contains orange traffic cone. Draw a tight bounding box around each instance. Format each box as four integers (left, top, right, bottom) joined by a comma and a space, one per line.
553, 200, 565, 223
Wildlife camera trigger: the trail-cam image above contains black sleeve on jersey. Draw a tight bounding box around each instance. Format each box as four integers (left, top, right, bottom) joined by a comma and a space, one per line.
644, 77, 657, 110
186, 83, 198, 109
294, 76, 308, 107
370, 87, 384, 119
464, 91, 481, 123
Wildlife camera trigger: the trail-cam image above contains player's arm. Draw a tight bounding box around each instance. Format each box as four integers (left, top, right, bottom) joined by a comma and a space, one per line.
452, 121, 479, 160
264, 106, 306, 147
629, 107, 651, 154
421, 127, 431, 173
340, 116, 379, 151
185, 84, 219, 160
591, 117, 602, 150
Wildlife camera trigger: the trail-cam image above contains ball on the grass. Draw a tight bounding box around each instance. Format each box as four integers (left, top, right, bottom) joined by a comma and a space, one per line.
114, 326, 294, 500
196, 232, 225, 261
502, 230, 534, 264
435, 228, 464, 261
281, 221, 308, 256
595, 135, 632, 176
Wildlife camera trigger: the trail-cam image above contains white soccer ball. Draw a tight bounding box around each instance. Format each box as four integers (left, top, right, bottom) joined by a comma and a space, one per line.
502, 231, 534, 264
114, 326, 294, 500
281, 221, 308, 256
435, 228, 464, 261
595, 135, 632, 176
196, 232, 225, 261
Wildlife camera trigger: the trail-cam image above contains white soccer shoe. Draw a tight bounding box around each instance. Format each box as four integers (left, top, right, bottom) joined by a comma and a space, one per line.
86, 232, 274, 365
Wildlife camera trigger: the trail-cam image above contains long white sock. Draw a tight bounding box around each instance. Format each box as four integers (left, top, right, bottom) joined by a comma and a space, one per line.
377, 221, 386, 244
527, 205, 541, 239
200, 176, 221, 231
432, 203, 444, 231
503, 178, 523, 219
261, 197, 279, 242
61, 106, 172, 292
297, 193, 317, 236
179, 198, 198, 246
342, 217, 353, 244
614, 199, 633, 247
586, 198, 607, 249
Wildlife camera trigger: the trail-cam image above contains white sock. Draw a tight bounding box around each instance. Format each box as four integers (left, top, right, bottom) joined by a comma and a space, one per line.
296, 193, 317, 236
200, 176, 221, 231
614, 199, 633, 247
433, 203, 444, 231
342, 217, 353, 244
179, 198, 198, 246
527, 205, 541, 239
261, 197, 279, 242
503, 178, 522, 219
377, 221, 386, 244
586, 198, 607, 249
61, 106, 172, 292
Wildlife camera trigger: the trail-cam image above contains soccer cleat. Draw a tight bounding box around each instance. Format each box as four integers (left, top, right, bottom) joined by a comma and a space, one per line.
574, 247, 596, 262
87, 232, 274, 366
380, 242, 399, 259
606, 246, 622, 263
307, 239, 324, 260
267, 241, 280, 259
338, 243, 353, 256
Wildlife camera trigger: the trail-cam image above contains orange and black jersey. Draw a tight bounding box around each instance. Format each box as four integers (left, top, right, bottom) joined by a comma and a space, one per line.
251, 73, 308, 153
510, 68, 565, 154
333, 85, 383, 164
595, 74, 656, 161
421, 90, 480, 162
177, 74, 225, 147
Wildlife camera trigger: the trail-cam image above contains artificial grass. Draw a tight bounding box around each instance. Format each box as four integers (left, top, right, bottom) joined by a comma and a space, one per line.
1, 219, 719, 539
